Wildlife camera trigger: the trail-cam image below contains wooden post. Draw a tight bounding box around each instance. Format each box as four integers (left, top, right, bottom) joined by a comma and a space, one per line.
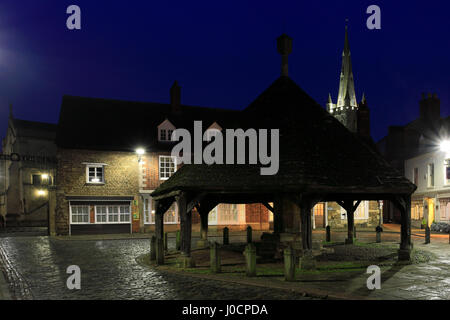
284, 246, 296, 281
154, 200, 164, 242
398, 195, 412, 261
223, 227, 229, 245
273, 196, 283, 234
300, 199, 313, 251
156, 238, 164, 265
244, 243, 256, 277
210, 242, 221, 273
246, 226, 252, 244
376, 226, 382, 243
346, 206, 355, 245
197, 207, 210, 248
150, 236, 156, 261
164, 232, 168, 251
178, 193, 195, 268
176, 230, 181, 251
326, 225, 331, 242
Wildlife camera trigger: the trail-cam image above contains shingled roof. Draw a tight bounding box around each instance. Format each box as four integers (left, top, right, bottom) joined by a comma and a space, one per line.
152, 76, 416, 199
56, 95, 240, 152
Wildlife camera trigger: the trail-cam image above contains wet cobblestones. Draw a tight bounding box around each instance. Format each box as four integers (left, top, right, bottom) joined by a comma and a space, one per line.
0, 236, 310, 300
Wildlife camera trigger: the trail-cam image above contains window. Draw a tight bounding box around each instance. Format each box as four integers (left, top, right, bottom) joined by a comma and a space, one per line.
219, 204, 239, 223
427, 163, 434, 187
159, 156, 176, 180
120, 206, 130, 222
108, 206, 119, 222
341, 201, 369, 220
96, 206, 107, 223
86, 165, 104, 184
445, 160, 450, 185
167, 130, 174, 141
160, 129, 167, 141
413, 168, 419, 186
144, 198, 151, 224
146, 199, 178, 224
205, 129, 221, 142
71, 206, 89, 224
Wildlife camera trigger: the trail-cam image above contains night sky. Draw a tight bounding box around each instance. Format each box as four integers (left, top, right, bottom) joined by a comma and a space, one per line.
0, 0, 449, 143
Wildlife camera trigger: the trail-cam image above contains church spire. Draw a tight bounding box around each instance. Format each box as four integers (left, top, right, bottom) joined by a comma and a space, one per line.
336, 25, 357, 109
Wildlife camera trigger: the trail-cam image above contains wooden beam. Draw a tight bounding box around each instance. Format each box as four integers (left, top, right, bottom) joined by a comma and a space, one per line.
262, 202, 274, 213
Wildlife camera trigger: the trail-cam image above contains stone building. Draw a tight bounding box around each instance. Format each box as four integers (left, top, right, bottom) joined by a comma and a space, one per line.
0, 107, 57, 228
312, 26, 381, 229
377, 93, 444, 223
53, 89, 269, 236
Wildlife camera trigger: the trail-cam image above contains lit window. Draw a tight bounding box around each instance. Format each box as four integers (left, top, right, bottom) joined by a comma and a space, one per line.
86, 165, 104, 184
145, 199, 178, 224
95, 205, 130, 224
32, 175, 42, 185
159, 156, 176, 180
427, 163, 434, 187
71, 206, 89, 224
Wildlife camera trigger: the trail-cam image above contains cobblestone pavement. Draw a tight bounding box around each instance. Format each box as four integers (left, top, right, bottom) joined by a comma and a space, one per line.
0, 236, 312, 300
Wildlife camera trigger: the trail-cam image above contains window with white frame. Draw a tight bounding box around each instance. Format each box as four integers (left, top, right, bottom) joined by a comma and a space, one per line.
445, 160, 450, 185
96, 206, 107, 223
144, 197, 151, 224
427, 163, 434, 187
146, 199, 178, 224
71, 205, 89, 224
159, 156, 176, 180
86, 164, 105, 184
160, 129, 167, 141
92, 205, 132, 224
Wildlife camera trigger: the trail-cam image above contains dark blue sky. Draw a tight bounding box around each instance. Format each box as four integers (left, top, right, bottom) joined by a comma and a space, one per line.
0, 0, 449, 142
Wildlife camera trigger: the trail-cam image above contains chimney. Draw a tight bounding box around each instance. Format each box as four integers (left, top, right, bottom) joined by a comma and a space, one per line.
170, 81, 181, 114
277, 34, 293, 77
419, 92, 440, 124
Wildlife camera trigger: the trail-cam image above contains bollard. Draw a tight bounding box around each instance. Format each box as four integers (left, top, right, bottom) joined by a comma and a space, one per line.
156, 238, 164, 265
246, 226, 252, 244
425, 226, 431, 244
449, 232, 450, 245
150, 236, 156, 261
223, 227, 229, 245
244, 243, 256, 277
176, 230, 181, 251
376, 226, 382, 243
210, 242, 221, 273
326, 225, 331, 243
284, 246, 296, 282
164, 232, 168, 251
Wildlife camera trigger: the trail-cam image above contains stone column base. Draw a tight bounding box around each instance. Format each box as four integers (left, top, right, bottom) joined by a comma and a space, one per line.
178, 255, 196, 268
398, 249, 412, 262
196, 239, 209, 249
345, 238, 355, 245
299, 251, 316, 270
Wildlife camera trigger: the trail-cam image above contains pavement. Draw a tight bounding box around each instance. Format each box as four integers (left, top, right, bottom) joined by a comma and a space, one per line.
1, 225, 450, 300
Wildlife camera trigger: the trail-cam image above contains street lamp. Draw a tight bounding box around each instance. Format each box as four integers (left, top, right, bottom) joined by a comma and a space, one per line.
440, 140, 450, 153
136, 148, 145, 163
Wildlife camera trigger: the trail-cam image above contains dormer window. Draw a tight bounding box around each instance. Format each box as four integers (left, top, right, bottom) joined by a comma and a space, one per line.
158, 119, 176, 142
205, 122, 222, 141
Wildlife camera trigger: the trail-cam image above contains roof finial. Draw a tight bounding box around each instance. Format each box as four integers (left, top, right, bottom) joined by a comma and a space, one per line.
277, 34, 293, 77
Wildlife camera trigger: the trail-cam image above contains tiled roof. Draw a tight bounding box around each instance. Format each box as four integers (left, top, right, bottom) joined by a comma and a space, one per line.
56, 95, 241, 152
152, 76, 416, 197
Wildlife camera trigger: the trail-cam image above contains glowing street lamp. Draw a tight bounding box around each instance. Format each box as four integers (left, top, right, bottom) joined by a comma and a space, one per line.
440, 140, 450, 153
136, 148, 145, 163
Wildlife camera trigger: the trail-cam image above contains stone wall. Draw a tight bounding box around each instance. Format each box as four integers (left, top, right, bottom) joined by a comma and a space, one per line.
326, 200, 380, 228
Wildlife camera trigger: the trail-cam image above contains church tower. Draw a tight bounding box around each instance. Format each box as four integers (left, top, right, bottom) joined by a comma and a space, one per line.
327, 26, 370, 137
